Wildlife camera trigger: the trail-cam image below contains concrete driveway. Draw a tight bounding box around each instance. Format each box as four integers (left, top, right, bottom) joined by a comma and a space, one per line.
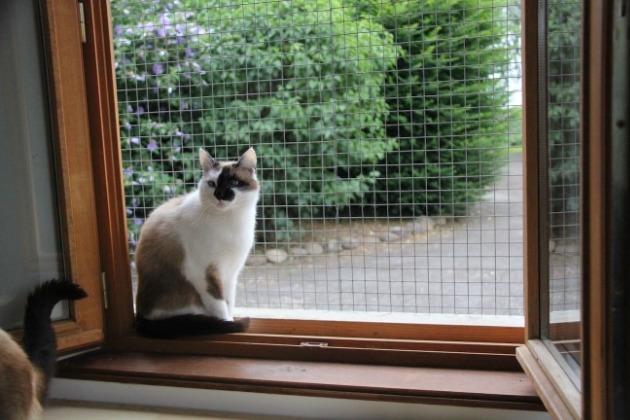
240, 152, 529, 317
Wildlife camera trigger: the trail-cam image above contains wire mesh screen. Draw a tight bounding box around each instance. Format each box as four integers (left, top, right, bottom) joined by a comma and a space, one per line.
546, 0, 581, 316
112, 0, 523, 320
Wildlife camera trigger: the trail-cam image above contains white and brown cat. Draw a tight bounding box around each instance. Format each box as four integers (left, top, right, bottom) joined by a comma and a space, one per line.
134, 148, 259, 338
0, 279, 87, 419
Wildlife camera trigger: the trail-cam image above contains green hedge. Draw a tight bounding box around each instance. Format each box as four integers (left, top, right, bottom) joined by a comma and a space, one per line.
112, 0, 520, 244
351, 0, 519, 217
547, 0, 581, 236
112, 0, 398, 243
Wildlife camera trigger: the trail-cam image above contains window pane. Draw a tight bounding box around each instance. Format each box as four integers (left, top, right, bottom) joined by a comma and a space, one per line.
544, 0, 582, 385
0, 0, 66, 329
112, 0, 524, 325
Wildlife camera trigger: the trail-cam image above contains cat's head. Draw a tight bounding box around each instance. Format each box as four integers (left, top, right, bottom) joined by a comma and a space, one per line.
198, 148, 259, 211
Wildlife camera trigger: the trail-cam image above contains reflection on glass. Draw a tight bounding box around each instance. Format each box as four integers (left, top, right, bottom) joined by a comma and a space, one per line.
544, 0, 582, 386
0, 1, 66, 329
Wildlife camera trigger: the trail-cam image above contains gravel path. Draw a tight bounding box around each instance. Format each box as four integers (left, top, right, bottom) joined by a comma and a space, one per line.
239, 153, 530, 316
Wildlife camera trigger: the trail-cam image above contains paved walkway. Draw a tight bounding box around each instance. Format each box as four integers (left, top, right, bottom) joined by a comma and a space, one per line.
240, 153, 528, 316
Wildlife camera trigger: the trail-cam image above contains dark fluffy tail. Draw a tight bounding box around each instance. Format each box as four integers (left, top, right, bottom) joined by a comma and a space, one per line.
135, 314, 250, 339
22, 279, 87, 400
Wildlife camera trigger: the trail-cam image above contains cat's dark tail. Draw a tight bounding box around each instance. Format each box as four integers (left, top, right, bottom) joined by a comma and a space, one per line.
135, 314, 250, 339
22, 279, 87, 400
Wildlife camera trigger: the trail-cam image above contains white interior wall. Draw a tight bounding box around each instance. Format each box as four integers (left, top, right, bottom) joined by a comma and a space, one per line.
51, 378, 551, 420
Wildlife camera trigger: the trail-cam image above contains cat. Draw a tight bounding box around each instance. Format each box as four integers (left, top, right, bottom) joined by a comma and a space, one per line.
0, 279, 87, 420
135, 148, 259, 339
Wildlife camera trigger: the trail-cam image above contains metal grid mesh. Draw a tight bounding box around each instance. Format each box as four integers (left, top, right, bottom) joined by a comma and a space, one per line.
547, 0, 581, 315
112, 0, 523, 319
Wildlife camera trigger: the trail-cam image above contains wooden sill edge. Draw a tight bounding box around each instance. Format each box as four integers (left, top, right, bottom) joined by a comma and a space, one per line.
516, 343, 581, 419
57, 349, 545, 411
10, 321, 104, 354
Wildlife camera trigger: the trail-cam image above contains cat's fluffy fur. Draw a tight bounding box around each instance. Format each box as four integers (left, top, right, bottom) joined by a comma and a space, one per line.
0, 279, 87, 419
135, 148, 259, 338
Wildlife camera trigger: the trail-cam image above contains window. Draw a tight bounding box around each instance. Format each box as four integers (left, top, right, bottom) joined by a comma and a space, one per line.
544, 0, 582, 387
0, 0, 104, 352
0, 0, 66, 328
13, 0, 626, 416
79, 0, 534, 407
113, 0, 525, 324
516, 0, 629, 418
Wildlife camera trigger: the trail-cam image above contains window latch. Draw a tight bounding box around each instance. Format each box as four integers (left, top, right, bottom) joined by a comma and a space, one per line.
300, 341, 329, 348
79, 2, 86, 43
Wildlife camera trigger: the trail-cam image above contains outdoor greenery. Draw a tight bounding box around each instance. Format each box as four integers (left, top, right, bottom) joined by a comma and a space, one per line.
113, 0, 398, 242
547, 0, 581, 236
349, 0, 519, 217
111, 0, 520, 243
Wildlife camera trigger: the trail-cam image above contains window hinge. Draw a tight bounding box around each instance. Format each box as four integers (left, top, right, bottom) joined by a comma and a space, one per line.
101, 272, 109, 310
78, 2, 86, 43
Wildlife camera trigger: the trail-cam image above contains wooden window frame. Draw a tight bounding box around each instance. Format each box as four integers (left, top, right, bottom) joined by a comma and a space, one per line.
42, 0, 536, 410
43, 0, 622, 414
76, 0, 526, 353
81, 0, 525, 354
515, 0, 626, 419
34, 0, 105, 353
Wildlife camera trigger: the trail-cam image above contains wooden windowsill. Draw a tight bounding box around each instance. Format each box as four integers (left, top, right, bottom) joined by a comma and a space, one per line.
57, 350, 544, 411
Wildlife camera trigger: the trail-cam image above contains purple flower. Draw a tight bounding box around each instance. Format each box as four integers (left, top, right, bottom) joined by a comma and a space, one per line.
130, 137, 141, 145
144, 22, 155, 35
147, 139, 158, 152
185, 47, 195, 58
114, 25, 123, 37
155, 26, 167, 38
152, 63, 165, 75
135, 106, 145, 116
134, 218, 144, 226
124, 166, 134, 176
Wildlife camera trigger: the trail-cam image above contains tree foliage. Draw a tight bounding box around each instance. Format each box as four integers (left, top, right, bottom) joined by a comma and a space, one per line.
112, 0, 521, 244
547, 0, 581, 235
351, 0, 519, 217
112, 0, 398, 242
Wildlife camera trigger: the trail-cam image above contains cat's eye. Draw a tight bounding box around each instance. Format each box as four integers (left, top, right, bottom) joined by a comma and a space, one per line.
207, 180, 216, 188
230, 179, 242, 188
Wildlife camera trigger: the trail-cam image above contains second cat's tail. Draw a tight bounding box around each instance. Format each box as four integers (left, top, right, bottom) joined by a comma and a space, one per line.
22, 279, 87, 401
135, 314, 250, 339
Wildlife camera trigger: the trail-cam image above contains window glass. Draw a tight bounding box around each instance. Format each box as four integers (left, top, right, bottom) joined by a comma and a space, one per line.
0, 0, 66, 329
543, 0, 582, 385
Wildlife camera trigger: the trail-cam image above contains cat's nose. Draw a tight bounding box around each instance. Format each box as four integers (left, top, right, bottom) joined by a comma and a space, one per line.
214, 189, 233, 201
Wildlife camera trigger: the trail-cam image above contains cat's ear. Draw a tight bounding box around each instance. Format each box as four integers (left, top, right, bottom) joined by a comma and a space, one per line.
237, 147, 256, 171
199, 149, 216, 174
